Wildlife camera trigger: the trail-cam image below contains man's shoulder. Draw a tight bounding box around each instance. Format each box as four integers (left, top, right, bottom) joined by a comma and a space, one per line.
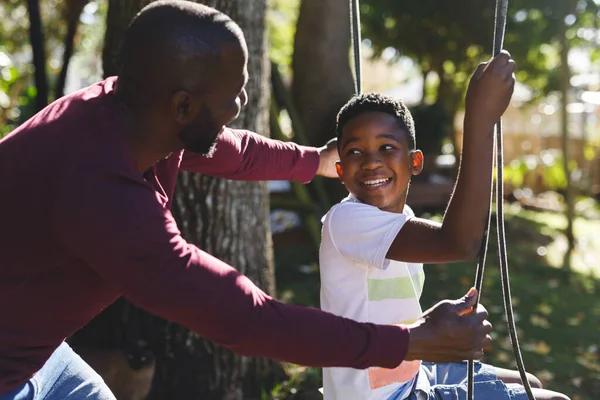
11, 78, 115, 139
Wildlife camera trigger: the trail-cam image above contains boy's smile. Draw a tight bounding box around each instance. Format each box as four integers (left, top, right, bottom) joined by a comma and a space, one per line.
337, 111, 422, 214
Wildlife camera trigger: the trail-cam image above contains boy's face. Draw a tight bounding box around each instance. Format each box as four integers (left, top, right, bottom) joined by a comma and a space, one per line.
336, 111, 423, 213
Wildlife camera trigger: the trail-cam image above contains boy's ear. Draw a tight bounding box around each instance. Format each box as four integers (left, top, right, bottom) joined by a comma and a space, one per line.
410, 150, 424, 176
335, 161, 344, 183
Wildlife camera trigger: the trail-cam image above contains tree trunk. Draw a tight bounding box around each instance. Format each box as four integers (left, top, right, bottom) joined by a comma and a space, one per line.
435, 69, 462, 165
292, 0, 355, 202
559, 6, 575, 271
26, 0, 48, 110
70, 1, 277, 399
55, 0, 89, 99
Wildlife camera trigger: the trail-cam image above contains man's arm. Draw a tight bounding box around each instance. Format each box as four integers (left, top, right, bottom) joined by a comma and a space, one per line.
53, 171, 407, 369
180, 128, 337, 182
387, 51, 516, 264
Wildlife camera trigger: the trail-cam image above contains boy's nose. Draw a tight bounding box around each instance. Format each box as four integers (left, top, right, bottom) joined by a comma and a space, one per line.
361, 153, 383, 169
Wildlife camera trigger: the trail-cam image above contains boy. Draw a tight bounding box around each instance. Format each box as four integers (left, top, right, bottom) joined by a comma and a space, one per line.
319, 52, 569, 400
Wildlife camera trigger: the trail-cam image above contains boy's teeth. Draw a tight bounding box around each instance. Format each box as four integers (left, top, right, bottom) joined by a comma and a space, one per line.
364, 178, 389, 186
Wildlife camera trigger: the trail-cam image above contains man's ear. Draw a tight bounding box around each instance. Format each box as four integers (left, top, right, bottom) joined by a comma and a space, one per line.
410, 150, 424, 176
335, 161, 344, 183
170, 90, 199, 125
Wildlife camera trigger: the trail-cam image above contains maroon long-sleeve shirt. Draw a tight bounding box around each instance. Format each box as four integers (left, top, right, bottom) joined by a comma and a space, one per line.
0, 78, 409, 394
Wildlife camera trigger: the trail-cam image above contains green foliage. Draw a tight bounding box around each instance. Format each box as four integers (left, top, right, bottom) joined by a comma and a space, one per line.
502, 150, 596, 194
543, 157, 569, 191
0, 1, 37, 136
0, 0, 106, 137
267, 0, 300, 75
357, 0, 600, 151
409, 102, 451, 155
361, 0, 599, 97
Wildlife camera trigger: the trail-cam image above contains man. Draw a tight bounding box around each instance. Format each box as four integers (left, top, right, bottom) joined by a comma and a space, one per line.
0, 2, 492, 399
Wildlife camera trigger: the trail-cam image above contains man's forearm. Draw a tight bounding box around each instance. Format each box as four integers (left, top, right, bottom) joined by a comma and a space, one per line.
228, 295, 410, 369
180, 129, 320, 182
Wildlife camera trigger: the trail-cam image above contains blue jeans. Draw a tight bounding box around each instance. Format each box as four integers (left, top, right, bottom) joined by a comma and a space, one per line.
0, 342, 115, 400
398, 361, 527, 400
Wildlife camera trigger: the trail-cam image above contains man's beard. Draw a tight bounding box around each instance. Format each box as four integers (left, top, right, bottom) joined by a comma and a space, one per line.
178, 105, 222, 157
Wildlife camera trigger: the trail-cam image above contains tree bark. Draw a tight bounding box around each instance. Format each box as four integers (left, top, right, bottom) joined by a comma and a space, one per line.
55, 0, 89, 99
25, 0, 49, 110
70, 1, 276, 399
292, 0, 355, 202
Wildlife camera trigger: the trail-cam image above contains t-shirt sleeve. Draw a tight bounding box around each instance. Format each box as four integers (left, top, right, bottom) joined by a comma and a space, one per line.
179, 128, 319, 183
52, 171, 409, 369
325, 201, 411, 269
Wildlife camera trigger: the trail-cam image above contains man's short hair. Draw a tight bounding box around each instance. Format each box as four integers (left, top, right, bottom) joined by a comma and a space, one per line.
118, 0, 245, 89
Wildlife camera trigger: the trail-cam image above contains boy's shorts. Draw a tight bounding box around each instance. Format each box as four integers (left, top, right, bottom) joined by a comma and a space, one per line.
398, 361, 528, 400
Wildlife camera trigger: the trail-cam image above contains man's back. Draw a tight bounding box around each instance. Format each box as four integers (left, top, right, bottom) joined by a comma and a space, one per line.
0, 79, 132, 392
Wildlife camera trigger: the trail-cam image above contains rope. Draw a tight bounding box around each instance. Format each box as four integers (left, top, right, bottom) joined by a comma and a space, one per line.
349, 0, 362, 95
469, 1, 536, 399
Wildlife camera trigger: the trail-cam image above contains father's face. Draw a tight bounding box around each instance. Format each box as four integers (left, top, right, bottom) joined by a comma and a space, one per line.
179, 41, 249, 156
177, 104, 222, 156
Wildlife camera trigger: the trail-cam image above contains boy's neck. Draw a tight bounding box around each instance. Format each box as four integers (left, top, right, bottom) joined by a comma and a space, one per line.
346, 193, 407, 214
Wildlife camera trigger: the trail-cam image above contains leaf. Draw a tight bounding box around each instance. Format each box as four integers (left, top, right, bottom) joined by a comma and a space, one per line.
537, 303, 553, 315
530, 314, 551, 328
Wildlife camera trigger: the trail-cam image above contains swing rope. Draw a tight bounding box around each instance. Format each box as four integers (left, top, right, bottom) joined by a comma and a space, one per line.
350, 0, 362, 95
469, 0, 536, 399
347, 1, 536, 399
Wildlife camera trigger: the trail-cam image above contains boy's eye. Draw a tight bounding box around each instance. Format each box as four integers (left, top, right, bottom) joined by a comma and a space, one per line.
347, 149, 361, 155
381, 144, 396, 151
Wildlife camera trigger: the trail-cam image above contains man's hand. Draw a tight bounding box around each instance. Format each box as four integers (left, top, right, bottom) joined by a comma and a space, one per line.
404, 288, 492, 363
465, 50, 516, 127
316, 138, 339, 178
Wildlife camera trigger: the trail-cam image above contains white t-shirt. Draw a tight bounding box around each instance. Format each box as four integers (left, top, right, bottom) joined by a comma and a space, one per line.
319, 197, 425, 400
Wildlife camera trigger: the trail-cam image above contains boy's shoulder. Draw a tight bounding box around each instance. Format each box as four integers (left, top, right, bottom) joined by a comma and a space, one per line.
323, 197, 414, 226
322, 197, 373, 223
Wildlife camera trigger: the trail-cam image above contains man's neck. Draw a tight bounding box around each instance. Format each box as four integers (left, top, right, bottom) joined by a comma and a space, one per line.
114, 95, 179, 173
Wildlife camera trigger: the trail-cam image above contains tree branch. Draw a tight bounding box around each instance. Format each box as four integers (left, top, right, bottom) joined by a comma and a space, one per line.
26, 0, 48, 110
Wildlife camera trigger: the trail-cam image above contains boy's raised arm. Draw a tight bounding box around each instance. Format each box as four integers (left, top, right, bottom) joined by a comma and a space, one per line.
387, 51, 515, 264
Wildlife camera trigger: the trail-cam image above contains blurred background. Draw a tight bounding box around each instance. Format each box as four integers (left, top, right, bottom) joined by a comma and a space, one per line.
1, 0, 599, 399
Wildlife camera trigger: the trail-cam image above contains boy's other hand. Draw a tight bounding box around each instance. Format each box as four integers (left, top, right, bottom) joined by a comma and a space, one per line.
465, 50, 516, 127
404, 289, 492, 363
316, 138, 339, 178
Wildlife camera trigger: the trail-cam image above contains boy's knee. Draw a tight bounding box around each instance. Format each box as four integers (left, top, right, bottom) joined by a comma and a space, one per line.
526, 372, 543, 388
531, 388, 571, 400
547, 393, 571, 400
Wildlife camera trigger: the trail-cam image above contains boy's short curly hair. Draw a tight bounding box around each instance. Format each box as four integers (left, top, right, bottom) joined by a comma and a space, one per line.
335, 93, 416, 149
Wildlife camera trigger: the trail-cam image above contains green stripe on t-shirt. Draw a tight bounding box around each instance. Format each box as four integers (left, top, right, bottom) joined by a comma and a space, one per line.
367, 272, 425, 301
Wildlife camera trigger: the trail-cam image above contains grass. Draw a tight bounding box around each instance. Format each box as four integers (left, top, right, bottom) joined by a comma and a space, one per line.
272, 203, 600, 400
